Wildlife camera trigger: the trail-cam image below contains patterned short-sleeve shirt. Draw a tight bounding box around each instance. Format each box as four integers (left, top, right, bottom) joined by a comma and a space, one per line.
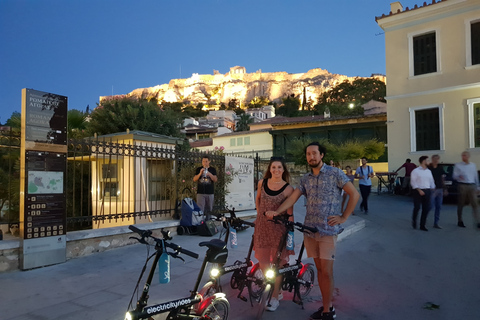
298, 164, 350, 237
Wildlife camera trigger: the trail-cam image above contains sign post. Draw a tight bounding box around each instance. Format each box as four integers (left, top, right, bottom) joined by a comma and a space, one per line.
20, 89, 68, 270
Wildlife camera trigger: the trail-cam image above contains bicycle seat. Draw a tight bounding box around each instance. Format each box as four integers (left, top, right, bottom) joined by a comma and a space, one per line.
199, 238, 226, 250
199, 239, 228, 264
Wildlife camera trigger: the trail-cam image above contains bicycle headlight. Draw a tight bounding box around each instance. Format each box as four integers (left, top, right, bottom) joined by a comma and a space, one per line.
265, 268, 275, 280
210, 267, 220, 278
125, 312, 133, 320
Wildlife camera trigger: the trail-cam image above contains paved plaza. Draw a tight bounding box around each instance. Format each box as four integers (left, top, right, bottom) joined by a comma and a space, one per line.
1, 194, 479, 320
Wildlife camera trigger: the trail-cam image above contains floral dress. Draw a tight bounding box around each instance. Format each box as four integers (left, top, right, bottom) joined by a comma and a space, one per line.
254, 179, 294, 265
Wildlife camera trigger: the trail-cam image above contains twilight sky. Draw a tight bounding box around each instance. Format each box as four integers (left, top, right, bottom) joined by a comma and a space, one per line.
0, 0, 423, 124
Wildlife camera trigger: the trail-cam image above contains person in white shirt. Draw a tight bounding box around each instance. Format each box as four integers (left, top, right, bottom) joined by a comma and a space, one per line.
453, 151, 479, 228
410, 156, 435, 231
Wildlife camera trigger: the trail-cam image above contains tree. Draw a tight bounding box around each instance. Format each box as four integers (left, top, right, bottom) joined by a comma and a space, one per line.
314, 78, 386, 117
287, 137, 385, 168
236, 113, 253, 132
87, 97, 184, 138
5, 112, 21, 129
67, 109, 89, 139
277, 95, 300, 117
248, 96, 271, 108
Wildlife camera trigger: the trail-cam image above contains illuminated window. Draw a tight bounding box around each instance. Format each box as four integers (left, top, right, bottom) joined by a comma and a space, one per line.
147, 160, 172, 201
101, 163, 118, 198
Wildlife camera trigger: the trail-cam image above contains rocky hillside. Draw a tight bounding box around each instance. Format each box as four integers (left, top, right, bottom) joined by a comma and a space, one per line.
118, 67, 384, 106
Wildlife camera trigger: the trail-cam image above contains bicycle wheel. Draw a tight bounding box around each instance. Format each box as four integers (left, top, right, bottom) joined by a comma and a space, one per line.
247, 263, 265, 299
298, 263, 315, 298
255, 283, 272, 320
200, 296, 230, 320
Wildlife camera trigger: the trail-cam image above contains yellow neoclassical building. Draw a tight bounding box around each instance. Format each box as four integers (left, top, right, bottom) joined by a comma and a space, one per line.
376, 0, 480, 168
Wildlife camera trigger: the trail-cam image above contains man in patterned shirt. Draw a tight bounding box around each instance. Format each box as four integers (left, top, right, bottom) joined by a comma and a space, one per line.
267, 142, 359, 320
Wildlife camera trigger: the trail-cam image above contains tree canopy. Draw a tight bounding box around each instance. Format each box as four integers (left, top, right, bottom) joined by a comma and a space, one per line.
277, 95, 301, 117
87, 97, 184, 138
314, 78, 386, 117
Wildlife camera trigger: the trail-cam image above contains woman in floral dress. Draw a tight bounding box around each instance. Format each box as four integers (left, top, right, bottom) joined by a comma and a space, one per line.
254, 156, 294, 312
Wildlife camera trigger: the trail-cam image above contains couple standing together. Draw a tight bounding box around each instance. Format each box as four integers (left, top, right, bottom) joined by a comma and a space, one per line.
254, 142, 360, 320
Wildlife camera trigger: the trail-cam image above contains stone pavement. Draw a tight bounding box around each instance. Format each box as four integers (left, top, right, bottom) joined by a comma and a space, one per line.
1, 194, 479, 320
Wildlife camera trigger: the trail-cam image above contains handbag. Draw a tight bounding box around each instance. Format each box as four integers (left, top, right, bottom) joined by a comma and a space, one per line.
197, 220, 218, 237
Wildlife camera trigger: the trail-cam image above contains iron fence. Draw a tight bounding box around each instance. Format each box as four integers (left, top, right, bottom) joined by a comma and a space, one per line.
0, 134, 265, 236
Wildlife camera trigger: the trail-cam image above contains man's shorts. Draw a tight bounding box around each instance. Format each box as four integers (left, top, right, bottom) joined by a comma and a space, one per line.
304, 235, 337, 260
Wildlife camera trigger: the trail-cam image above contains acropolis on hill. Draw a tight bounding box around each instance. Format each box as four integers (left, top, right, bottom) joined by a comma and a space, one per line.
106, 66, 385, 107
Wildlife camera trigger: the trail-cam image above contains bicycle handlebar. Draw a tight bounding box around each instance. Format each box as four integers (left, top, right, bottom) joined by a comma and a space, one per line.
271, 215, 317, 234
128, 225, 199, 259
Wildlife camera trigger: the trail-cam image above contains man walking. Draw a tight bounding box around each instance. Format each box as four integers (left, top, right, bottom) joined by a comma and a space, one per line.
428, 155, 446, 229
410, 156, 435, 231
266, 142, 359, 320
193, 155, 217, 220
453, 151, 480, 228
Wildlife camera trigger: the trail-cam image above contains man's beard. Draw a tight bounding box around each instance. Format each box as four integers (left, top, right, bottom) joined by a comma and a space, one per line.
308, 160, 321, 168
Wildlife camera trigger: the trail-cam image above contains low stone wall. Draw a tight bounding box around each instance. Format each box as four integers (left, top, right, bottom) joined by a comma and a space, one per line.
0, 210, 257, 273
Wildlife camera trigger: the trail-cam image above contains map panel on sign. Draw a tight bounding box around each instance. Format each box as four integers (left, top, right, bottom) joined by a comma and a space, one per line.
28, 171, 64, 194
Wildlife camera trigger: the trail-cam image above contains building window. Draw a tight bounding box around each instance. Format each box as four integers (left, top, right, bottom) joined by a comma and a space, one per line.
237, 137, 243, 146
471, 21, 480, 65
467, 98, 480, 148
413, 32, 437, 76
409, 105, 444, 152
147, 160, 171, 201
244, 137, 250, 146
230, 138, 236, 147
101, 163, 118, 198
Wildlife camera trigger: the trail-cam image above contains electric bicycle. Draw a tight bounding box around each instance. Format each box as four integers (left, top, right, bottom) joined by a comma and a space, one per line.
125, 225, 230, 320
255, 215, 317, 319
199, 208, 265, 305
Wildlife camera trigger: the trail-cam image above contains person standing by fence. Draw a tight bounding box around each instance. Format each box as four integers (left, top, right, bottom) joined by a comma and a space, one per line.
193, 155, 217, 220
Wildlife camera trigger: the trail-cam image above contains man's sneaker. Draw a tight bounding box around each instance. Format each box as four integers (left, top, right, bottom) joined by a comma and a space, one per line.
309, 306, 336, 319
266, 297, 279, 312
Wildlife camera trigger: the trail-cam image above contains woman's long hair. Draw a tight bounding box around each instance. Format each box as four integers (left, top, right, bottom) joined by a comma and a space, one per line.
263, 157, 290, 183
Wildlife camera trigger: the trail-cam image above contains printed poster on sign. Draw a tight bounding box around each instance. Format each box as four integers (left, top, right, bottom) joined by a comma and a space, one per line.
225, 156, 255, 210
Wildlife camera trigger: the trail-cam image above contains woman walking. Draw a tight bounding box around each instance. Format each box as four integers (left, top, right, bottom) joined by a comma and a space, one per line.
254, 156, 294, 312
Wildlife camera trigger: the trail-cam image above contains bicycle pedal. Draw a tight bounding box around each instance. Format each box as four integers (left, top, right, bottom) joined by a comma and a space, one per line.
238, 295, 248, 302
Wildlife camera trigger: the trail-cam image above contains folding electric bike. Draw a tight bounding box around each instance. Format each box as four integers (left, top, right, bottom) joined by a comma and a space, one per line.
255, 215, 317, 319
199, 208, 265, 305
125, 225, 230, 320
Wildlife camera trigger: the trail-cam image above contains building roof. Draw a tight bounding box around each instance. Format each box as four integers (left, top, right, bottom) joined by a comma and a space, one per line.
272, 113, 386, 128
182, 124, 218, 134
375, 0, 447, 21
190, 138, 213, 148
94, 130, 184, 144
211, 128, 272, 138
